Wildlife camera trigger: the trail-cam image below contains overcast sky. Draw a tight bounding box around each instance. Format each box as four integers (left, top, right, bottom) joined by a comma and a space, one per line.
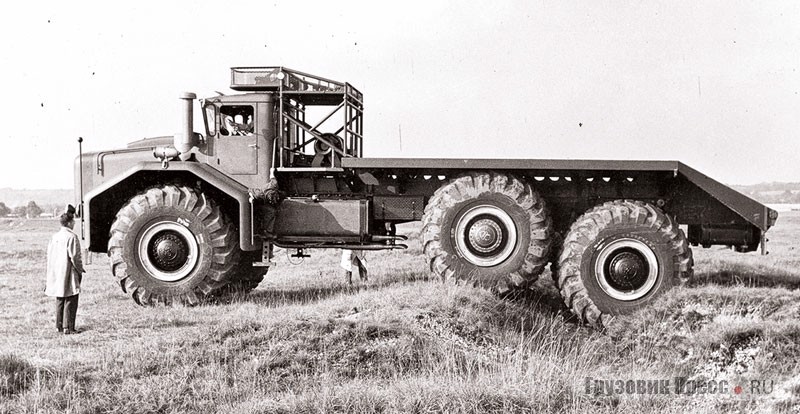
1, 1, 798, 189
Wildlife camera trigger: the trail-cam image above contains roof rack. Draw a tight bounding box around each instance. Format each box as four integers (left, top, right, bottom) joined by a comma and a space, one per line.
230, 67, 363, 104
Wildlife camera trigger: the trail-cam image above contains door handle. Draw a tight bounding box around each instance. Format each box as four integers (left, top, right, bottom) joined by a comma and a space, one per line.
249, 143, 258, 149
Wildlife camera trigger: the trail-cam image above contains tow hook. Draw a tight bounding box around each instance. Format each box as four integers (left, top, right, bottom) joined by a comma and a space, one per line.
153, 146, 180, 169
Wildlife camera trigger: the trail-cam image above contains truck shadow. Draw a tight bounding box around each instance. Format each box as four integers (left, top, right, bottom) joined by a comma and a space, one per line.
229, 276, 426, 306
500, 283, 580, 325
221, 277, 577, 324
688, 268, 800, 290
243, 284, 361, 306
218, 267, 799, 320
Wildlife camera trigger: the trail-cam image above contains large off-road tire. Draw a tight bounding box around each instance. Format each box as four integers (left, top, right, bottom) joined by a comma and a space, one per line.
421, 172, 552, 291
557, 200, 693, 328
107, 185, 239, 306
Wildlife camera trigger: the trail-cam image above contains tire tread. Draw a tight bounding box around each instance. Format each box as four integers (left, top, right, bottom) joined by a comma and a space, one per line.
556, 200, 693, 328
421, 172, 553, 290
107, 185, 238, 306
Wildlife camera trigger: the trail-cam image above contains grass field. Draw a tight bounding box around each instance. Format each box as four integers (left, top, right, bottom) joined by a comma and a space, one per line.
1, 213, 799, 413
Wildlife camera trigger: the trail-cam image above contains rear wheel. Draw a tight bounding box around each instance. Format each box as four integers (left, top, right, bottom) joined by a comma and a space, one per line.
107, 185, 238, 305
421, 173, 552, 291
557, 200, 693, 328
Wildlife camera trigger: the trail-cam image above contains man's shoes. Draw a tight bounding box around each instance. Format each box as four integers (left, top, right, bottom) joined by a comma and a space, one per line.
63, 329, 80, 335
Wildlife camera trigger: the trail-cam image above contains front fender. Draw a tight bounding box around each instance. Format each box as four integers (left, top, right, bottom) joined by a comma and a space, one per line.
82, 161, 257, 252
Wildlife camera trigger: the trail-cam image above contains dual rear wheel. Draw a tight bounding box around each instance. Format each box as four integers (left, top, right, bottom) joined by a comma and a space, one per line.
422, 174, 693, 328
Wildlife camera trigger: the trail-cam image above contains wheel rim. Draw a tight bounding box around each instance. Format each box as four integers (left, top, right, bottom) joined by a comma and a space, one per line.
454, 205, 517, 267
594, 238, 658, 301
138, 221, 199, 282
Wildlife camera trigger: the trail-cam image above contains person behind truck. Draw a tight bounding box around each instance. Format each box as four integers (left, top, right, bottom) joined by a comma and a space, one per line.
341, 249, 368, 285
45, 208, 86, 335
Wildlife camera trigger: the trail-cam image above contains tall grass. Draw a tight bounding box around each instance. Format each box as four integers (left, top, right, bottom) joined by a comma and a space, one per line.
0, 217, 799, 413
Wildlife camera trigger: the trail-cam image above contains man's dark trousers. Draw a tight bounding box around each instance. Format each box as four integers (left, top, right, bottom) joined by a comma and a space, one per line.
55, 294, 79, 332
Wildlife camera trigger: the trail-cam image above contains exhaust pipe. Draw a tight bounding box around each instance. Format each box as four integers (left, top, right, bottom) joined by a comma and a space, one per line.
174, 92, 197, 158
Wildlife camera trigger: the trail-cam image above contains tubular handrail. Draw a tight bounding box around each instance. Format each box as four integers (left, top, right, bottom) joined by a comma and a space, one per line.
283, 113, 349, 159
272, 67, 364, 168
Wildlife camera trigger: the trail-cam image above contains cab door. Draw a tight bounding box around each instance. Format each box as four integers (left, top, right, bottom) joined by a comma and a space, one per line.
215, 104, 258, 175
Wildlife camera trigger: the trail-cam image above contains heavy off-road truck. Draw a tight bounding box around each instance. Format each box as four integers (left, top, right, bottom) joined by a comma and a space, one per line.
74, 67, 778, 327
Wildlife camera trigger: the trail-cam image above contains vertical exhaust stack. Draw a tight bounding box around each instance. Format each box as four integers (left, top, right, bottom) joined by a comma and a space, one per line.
175, 92, 197, 160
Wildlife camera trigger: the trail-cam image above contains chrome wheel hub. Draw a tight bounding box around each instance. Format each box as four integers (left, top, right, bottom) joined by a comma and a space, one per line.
468, 219, 503, 253
595, 238, 658, 301
138, 221, 199, 282
455, 205, 517, 267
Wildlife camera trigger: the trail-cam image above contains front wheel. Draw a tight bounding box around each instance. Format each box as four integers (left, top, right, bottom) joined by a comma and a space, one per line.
557, 200, 693, 328
107, 185, 239, 305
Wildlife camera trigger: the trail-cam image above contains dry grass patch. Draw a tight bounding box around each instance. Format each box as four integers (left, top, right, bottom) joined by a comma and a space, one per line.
1, 216, 799, 413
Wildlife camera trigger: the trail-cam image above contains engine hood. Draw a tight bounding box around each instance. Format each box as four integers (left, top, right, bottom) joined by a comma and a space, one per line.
127, 136, 174, 149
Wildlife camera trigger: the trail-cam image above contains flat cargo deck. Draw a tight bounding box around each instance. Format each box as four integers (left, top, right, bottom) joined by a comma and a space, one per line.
343, 157, 681, 172
341, 157, 777, 232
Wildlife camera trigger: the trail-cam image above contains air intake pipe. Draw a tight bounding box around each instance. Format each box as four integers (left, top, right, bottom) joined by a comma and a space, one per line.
174, 92, 197, 158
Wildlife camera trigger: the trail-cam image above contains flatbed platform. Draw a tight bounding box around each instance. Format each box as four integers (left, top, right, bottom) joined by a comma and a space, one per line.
340, 157, 776, 232
342, 157, 681, 172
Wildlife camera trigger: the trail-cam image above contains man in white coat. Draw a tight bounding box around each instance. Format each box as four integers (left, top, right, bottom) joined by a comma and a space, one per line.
45, 212, 86, 334
341, 249, 367, 285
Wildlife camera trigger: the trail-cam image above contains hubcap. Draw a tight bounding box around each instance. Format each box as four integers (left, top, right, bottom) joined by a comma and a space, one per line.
454, 205, 517, 267
468, 219, 503, 253
138, 221, 199, 282
149, 231, 189, 272
594, 238, 658, 301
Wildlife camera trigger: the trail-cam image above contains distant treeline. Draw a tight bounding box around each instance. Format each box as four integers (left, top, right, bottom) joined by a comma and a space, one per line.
0, 188, 72, 209
0, 201, 64, 218
733, 182, 800, 204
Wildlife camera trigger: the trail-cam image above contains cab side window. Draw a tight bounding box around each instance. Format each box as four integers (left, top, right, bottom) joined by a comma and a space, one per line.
202, 104, 217, 137
220, 105, 254, 136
